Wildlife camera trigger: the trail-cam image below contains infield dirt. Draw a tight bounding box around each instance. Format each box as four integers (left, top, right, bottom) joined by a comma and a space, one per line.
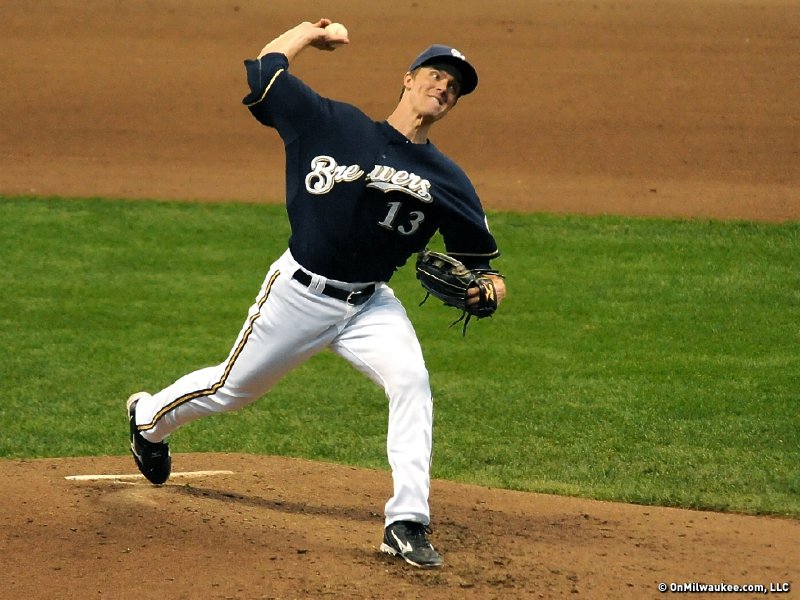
1, 1, 798, 599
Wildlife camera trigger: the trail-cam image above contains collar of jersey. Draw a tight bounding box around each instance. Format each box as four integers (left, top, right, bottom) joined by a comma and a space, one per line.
379, 120, 431, 146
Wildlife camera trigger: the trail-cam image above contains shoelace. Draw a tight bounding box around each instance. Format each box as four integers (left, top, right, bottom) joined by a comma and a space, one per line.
404, 523, 435, 548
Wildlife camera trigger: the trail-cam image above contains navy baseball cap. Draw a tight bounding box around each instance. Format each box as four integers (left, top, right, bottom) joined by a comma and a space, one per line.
408, 44, 478, 96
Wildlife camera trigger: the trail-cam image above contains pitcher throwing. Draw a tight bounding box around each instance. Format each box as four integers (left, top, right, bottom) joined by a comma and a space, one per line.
127, 18, 506, 568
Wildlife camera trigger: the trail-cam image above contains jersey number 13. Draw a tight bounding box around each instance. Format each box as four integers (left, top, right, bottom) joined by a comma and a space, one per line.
378, 201, 425, 236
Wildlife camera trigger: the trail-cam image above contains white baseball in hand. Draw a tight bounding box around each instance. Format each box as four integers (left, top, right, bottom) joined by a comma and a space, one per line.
325, 22, 348, 46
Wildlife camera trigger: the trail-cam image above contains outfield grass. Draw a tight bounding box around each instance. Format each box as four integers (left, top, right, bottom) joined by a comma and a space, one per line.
1, 196, 797, 516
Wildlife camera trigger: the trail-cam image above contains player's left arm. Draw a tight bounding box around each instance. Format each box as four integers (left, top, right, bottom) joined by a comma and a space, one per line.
438, 193, 506, 308
446, 245, 507, 311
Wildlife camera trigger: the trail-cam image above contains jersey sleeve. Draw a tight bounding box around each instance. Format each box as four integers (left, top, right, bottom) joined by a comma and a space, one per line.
241, 52, 326, 143
437, 171, 500, 272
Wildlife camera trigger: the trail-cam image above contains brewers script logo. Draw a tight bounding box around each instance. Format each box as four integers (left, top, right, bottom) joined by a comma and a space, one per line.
304, 155, 433, 202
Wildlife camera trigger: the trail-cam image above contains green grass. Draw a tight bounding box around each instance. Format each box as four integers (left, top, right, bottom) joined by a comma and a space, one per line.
1, 196, 798, 517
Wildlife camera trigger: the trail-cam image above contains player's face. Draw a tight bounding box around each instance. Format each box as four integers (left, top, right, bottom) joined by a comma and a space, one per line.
405, 65, 461, 121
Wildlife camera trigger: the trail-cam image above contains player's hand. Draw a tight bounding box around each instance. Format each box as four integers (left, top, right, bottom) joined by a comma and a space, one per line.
308, 19, 349, 51
257, 19, 348, 60
466, 274, 506, 307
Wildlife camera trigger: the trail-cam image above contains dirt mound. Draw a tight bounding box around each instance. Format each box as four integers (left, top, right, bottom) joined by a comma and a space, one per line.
2, 454, 796, 599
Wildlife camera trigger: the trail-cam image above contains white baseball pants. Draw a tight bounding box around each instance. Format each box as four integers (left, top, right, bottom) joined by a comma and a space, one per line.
133, 249, 434, 527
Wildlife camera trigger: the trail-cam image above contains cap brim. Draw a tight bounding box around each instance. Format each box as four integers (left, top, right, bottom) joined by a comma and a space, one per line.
417, 56, 478, 96
408, 45, 479, 96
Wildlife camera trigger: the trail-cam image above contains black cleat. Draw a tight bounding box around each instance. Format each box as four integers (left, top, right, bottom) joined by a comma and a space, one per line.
380, 521, 444, 568
127, 392, 171, 485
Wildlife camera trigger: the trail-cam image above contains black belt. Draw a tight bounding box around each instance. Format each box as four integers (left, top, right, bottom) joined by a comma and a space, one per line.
292, 269, 376, 306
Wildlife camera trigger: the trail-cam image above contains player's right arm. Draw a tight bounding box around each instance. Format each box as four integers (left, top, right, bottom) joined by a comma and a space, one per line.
242, 20, 346, 138
256, 19, 348, 62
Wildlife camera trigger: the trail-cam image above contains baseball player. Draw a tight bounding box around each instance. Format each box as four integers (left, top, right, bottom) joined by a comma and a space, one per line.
127, 18, 506, 568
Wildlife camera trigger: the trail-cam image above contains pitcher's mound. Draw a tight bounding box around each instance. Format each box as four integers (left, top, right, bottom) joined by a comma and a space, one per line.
1, 453, 795, 599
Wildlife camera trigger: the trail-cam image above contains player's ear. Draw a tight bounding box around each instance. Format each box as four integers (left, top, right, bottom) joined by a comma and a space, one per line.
398, 71, 414, 101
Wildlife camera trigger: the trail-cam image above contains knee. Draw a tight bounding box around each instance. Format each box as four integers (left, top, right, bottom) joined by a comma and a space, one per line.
385, 357, 430, 400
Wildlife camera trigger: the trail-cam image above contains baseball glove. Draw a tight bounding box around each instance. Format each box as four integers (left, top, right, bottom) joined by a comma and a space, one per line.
415, 249, 499, 334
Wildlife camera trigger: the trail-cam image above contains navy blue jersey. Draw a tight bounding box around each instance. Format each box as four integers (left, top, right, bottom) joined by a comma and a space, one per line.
242, 53, 499, 283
